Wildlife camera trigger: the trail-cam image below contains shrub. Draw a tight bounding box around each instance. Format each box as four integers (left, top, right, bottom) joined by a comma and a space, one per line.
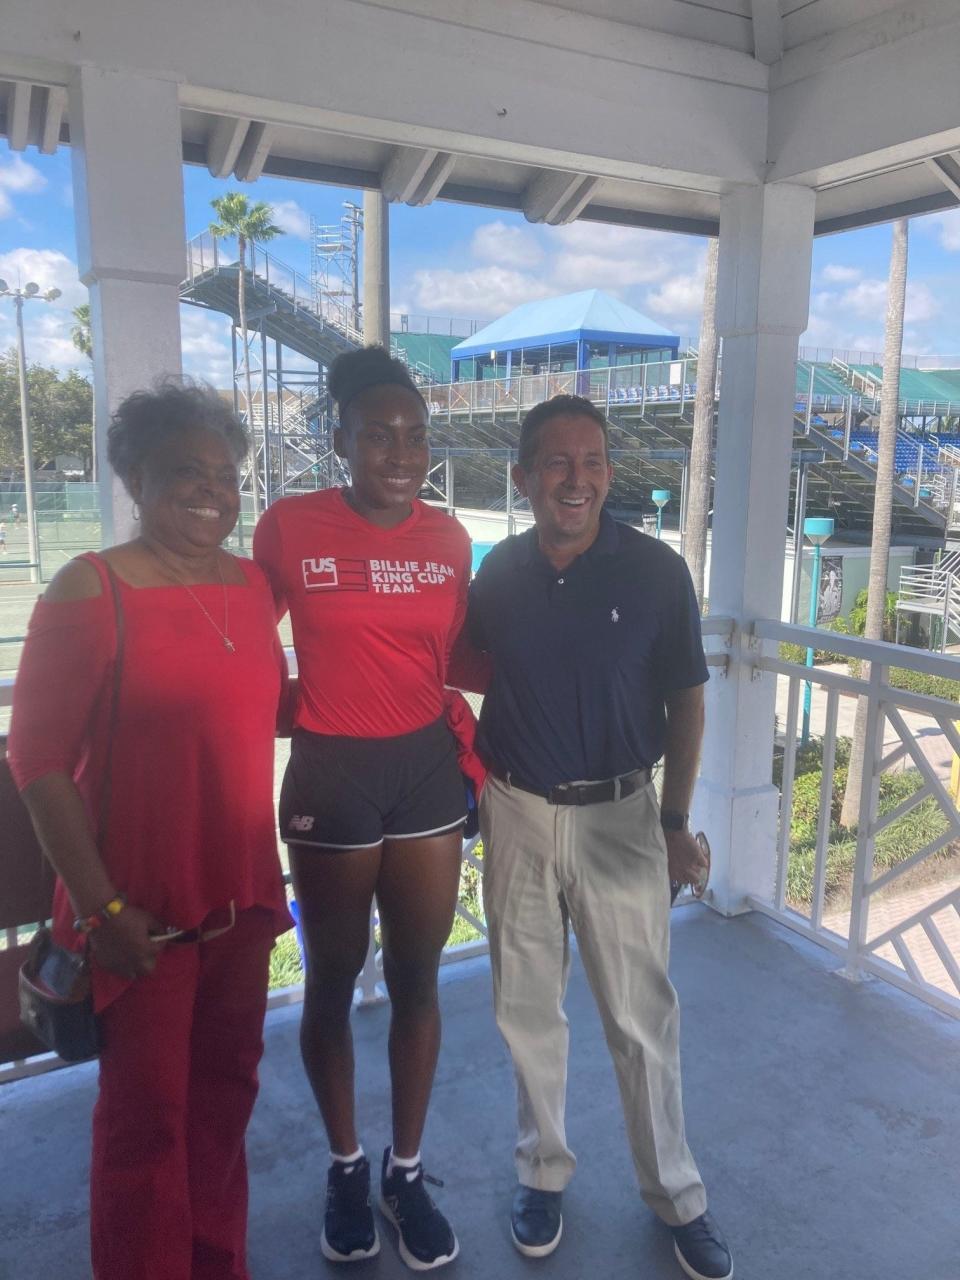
269, 930, 303, 989
779, 616, 851, 666
848, 588, 897, 642
845, 659, 960, 702
783, 754, 952, 907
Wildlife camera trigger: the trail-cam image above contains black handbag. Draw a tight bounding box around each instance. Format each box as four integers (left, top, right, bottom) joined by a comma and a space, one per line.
15, 560, 125, 1062
18, 927, 99, 1061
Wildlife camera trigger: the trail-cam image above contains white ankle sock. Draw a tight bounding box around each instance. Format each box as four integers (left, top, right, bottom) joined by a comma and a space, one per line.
387, 1147, 422, 1177
331, 1146, 364, 1167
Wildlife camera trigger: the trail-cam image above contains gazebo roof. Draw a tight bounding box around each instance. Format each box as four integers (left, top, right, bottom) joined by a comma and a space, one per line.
451, 290, 679, 359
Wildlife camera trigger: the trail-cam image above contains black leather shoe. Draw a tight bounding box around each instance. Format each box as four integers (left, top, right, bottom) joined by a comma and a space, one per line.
510, 1185, 563, 1258
672, 1210, 733, 1280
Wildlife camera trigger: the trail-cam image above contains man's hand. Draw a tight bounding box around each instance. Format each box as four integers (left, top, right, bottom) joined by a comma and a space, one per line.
89, 905, 167, 980
664, 827, 708, 887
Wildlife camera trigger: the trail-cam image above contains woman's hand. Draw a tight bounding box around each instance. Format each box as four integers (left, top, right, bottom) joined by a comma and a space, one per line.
88, 905, 167, 979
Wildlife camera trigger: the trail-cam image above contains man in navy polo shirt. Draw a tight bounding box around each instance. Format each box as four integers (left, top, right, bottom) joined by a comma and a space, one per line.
467, 395, 732, 1280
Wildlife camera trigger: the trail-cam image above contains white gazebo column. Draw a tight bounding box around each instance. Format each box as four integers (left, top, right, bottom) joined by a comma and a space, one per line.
69, 66, 186, 545
695, 182, 815, 915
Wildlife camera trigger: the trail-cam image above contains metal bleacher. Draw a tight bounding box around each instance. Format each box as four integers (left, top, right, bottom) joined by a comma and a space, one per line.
178, 231, 960, 535
424, 352, 960, 535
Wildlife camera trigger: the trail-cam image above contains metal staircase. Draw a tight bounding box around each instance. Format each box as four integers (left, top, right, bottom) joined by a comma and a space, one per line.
182, 232, 362, 367
896, 549, 960, 649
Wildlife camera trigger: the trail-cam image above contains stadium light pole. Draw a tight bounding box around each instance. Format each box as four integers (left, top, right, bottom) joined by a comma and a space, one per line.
0, 279, 62, 584
801, 516, 835, 748
652, 488, 671, 539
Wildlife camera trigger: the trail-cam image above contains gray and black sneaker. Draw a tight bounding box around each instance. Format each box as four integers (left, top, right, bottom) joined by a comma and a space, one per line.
510, 1184, 563, 1257
379, 1147, 459, 1271
672, 1210, 733, 1280
321, 1155, 380, 1263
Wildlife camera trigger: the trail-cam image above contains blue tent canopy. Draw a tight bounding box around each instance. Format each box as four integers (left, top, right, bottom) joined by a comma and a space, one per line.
451, 289, 679, 360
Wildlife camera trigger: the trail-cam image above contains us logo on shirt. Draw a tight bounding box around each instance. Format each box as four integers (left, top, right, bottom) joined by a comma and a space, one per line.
302, 557, 369, 591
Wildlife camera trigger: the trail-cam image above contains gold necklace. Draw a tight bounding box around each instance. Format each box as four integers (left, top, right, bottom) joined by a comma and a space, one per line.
145, 542, 236, 653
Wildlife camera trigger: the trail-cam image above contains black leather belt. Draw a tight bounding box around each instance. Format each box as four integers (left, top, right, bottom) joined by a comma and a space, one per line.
492, 767, 651, 806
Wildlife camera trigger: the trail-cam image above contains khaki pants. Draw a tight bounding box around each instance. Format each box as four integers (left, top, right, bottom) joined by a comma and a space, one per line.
480, 774, 707, 1226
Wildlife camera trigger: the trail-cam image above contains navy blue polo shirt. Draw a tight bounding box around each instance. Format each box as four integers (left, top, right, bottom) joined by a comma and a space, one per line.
468, 511, 708, 790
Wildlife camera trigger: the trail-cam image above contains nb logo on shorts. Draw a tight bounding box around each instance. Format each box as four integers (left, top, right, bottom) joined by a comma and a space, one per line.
289, 815, 315, 832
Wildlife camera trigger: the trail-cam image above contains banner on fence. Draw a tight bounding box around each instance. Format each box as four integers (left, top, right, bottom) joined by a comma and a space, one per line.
817, 556, 843, 623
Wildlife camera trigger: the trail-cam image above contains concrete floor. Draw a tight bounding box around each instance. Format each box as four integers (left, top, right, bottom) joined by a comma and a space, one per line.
2, 909, 959, 1280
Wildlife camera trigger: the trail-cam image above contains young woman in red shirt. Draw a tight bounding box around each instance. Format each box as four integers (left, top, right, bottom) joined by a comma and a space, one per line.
254, 347, 472, 1271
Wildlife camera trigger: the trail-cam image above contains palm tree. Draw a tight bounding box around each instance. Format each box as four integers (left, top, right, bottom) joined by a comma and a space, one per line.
70, 301, 95, 479
209, 193, 282, 518
840, 218, 909, 829
685, 237, 719, 609
70, 302, 92, 361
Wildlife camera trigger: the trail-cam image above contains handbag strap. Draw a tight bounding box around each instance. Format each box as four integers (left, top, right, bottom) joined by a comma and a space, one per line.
94, 558, 125, 850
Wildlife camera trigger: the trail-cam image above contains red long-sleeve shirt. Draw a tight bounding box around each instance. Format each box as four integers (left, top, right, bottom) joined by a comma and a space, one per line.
254, 489, 472, 738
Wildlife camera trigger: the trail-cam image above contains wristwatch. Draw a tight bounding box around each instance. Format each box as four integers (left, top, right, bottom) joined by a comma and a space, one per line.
659, 809, 688, 832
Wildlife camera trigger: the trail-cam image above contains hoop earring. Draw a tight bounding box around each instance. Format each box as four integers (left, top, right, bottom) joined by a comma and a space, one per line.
132, 501, 141, 521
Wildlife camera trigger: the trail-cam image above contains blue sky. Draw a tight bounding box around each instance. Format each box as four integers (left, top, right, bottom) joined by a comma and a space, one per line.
2, 138, 960, 385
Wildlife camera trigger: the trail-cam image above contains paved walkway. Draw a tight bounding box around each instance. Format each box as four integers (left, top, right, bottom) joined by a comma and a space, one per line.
823, 873, 960, 999
2, 911, 959, 1280
774, 663, 957, 785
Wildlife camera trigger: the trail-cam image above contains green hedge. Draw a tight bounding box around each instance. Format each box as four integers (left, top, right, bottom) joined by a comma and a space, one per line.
779, 736, 954, 908
779, 616, 851, 666
845, 659, 960, 702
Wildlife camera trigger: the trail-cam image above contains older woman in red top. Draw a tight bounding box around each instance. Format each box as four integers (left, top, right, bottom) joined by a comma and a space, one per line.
7, 382, 290, 1280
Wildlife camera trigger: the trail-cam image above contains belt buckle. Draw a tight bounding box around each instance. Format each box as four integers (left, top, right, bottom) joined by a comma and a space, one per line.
549, 782, 578, 805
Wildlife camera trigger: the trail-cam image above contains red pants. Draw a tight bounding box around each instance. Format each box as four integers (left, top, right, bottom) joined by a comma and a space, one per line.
90, 907, 275, 1280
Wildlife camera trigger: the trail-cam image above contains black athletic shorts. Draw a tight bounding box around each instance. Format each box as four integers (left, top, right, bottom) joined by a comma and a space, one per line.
280, 717, 467, 850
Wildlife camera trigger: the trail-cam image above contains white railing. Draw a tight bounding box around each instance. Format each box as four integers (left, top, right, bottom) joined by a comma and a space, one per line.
799, 346, 960, 371
6, 615, 960, 1058
751, 619, 960, 1019
428, 358, 960, 428
428, 357, 702, 420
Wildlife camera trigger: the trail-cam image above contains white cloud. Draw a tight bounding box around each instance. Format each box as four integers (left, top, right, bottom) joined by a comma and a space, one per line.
645, 260, 707, 323
821, 264, 861, 284
271, 200, 311, 240
930, 210, 960, 253
0, 247, 84, 307
180, 306, 234, 387
471, 221, 543, 269
831, 277, 939, 326
0, 249, 86, 370
0, 308, 87, 373
802, 277, 940, 352
547, 222, 696, 294
397, 220, 706, 335
406, 265, 551, 317
0, 155, 46, 218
